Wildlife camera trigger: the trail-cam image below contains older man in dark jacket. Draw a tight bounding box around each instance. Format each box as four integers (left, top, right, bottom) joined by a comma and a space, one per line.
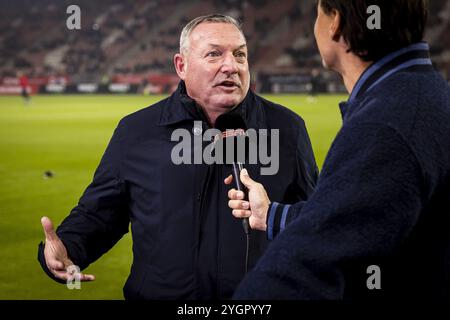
37, 14, 318, 299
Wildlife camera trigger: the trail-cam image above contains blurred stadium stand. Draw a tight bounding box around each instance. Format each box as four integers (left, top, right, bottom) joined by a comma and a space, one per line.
0, 0, 449, 94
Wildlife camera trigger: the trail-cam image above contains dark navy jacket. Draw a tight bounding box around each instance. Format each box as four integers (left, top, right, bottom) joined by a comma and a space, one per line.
234, 43, 450, 300
38, 81, 318, 299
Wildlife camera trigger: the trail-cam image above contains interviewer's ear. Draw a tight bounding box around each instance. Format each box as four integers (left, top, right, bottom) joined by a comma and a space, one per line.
174, 53, 187, 80
329, 9, 341, 42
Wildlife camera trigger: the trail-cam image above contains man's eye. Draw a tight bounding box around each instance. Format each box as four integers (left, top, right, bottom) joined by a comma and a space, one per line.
235, 52, 246, 58
207, 51, 221, 57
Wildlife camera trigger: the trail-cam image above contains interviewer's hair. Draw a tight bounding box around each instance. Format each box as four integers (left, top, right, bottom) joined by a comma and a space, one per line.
179, 14, 245, 54
319, 0, 429, 61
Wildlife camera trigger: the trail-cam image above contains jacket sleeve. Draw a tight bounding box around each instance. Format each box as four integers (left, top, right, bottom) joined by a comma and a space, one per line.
267, 119, 318, 240
234, 122, 426, 299
37, 121, 130, 277
266, 201, 305, 241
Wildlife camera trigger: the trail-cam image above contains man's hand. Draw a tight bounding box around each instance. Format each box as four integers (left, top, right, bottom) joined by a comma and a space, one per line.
224, 169, 271, 231
41, 216, 95, 282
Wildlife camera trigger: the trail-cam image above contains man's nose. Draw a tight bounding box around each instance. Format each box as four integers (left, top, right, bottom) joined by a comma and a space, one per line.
220, 53, 239, 75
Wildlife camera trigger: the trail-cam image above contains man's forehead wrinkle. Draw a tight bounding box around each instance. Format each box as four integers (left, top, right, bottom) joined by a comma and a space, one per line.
190, 39, 247, 52
207, 43, 247, 49
189, 24, 245, 44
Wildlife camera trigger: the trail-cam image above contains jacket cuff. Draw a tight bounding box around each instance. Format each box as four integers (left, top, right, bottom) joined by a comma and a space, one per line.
266, 202, 292, 241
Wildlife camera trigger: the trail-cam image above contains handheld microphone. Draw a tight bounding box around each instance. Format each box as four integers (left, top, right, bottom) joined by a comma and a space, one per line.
215, 112, 250, 235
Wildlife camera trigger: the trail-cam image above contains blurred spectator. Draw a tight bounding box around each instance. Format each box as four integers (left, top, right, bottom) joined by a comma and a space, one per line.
18, 70, 31, 105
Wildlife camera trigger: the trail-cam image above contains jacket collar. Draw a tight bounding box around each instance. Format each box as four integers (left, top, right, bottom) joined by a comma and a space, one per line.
340, 42, 433, 119
158, 80, 266, 129
158, 81, 205, 126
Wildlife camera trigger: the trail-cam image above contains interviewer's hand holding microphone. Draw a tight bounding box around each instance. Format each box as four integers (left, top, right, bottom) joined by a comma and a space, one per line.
216, 112, 271, 232
40, 216, 95, 282
224, 169, 271, 232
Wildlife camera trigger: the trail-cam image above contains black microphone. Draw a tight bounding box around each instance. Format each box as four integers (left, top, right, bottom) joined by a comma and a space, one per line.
215, 112, 250, 235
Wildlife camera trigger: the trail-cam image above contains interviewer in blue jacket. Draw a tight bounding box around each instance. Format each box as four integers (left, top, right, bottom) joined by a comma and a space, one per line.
227, 0, 450, 300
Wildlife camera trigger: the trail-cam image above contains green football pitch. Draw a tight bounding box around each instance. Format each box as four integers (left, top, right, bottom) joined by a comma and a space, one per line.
0, 94, 345, 299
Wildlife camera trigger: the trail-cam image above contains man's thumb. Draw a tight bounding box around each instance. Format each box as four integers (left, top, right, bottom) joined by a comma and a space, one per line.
240, 169, 257, 189
41, 216, 57, 241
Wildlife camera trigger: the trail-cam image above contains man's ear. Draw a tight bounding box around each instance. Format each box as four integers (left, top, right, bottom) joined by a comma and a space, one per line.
174, 53, 187, 80
329, 9, 341, 42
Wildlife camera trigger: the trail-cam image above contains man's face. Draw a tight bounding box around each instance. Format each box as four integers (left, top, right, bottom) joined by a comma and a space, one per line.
314, 1, 337, 69
175, 22, 250, 112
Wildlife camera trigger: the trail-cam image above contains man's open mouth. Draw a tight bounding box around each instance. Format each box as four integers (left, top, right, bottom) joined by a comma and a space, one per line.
216, 81, 240, 88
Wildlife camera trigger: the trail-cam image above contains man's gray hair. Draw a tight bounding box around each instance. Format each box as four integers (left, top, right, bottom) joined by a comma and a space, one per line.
179, 14, 245, 54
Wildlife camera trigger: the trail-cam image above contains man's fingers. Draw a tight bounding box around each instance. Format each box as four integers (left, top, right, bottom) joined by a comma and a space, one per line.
228, 200, 250, 210
50, 270, 96, 282
79, 274, 95, 281
47, 258, 64, 271
65, 264, 96, 281
224, 175, 233, 185
66, 272, 95, 282
228, 188, 245, 200
41, 216, 57, 241
232, 209, 251, 218
51, 269, 70, 280
240, 169, 257, 189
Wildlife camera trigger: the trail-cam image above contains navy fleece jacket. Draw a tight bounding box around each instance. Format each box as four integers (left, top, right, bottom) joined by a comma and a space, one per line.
234, 43, 450, 300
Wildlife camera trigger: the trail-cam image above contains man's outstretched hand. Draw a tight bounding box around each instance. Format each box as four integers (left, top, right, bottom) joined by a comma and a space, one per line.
224, 169, 271, 231
41, 216, 95, 282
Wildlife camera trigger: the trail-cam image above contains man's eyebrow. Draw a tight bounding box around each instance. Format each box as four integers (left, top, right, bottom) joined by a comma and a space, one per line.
206, 44, 247, 50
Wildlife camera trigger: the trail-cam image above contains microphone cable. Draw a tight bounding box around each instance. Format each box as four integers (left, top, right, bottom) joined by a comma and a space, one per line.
244, 231, 249, 274
214, 113, 251, 274
233, 162, 251, 275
